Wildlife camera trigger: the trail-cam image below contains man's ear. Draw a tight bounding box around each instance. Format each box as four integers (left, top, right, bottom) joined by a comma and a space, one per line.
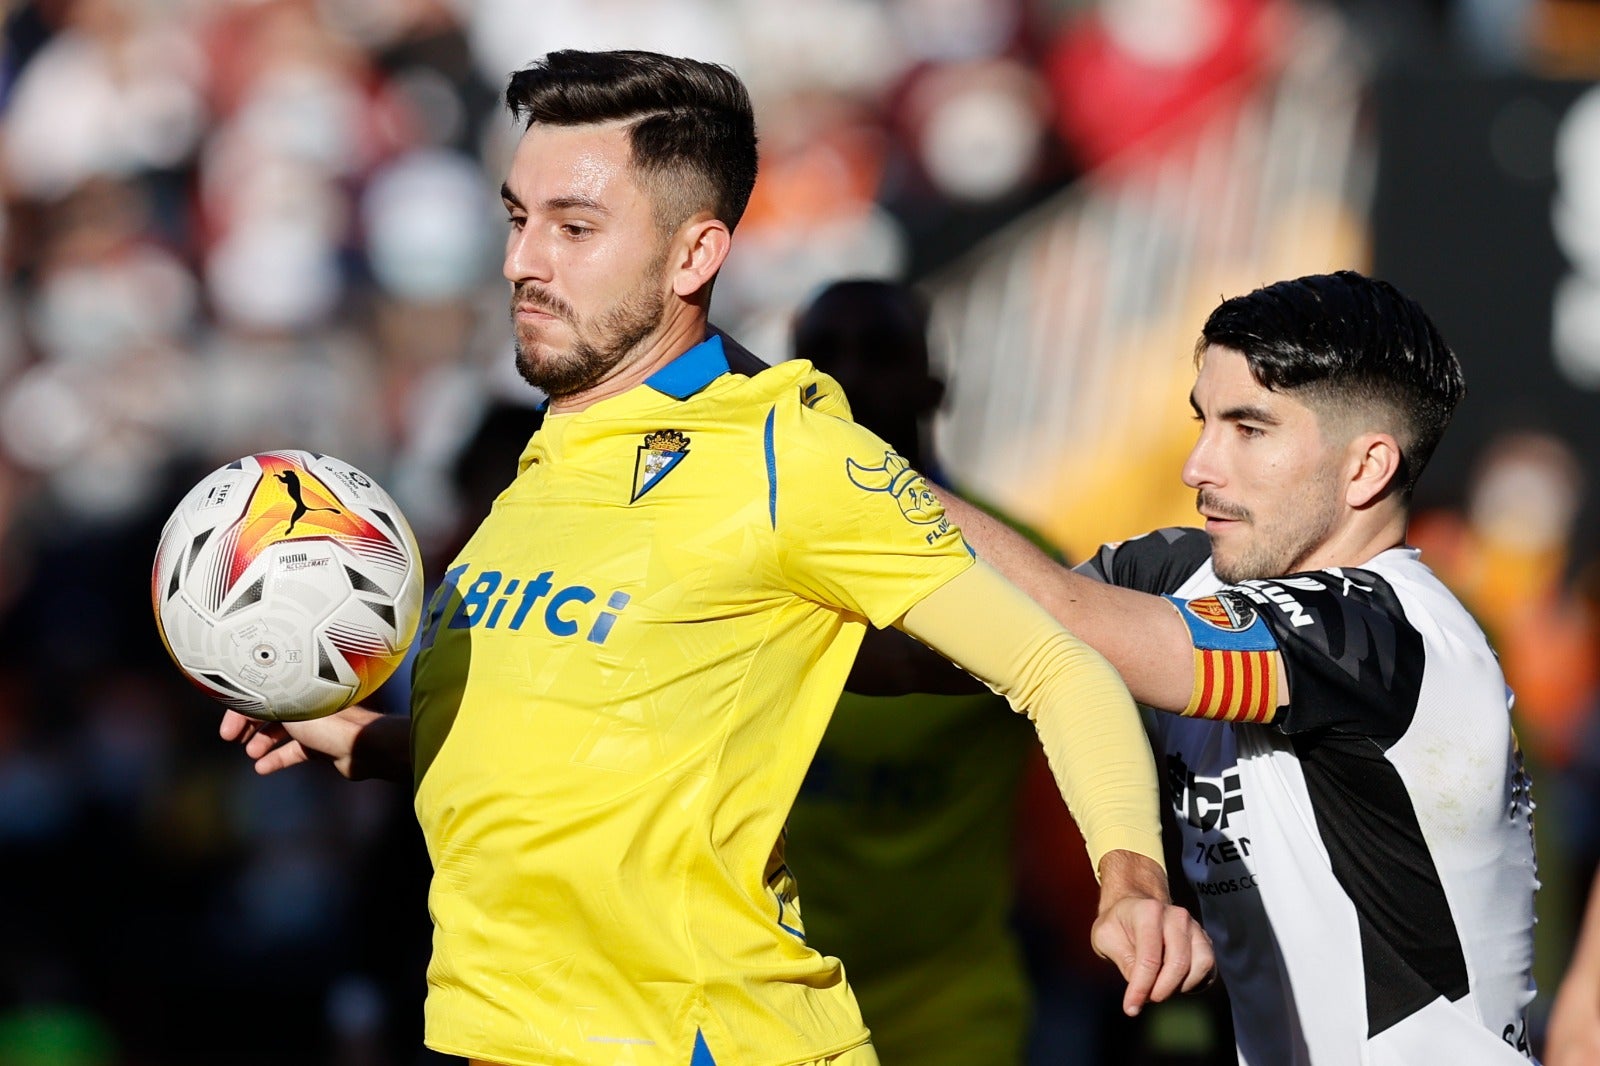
670, 216, 731, 299
1346, 432, 1403, 509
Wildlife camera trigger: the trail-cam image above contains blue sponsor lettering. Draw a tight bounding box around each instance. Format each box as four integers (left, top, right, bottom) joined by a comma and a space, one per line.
435, 565, 629, 644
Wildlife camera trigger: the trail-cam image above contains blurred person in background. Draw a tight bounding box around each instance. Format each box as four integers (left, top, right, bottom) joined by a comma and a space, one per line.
783, 279, 1222, 1065
783, 279, 1069, 1065
218, 48, 1209, 1066
941, 272, 1541, 1064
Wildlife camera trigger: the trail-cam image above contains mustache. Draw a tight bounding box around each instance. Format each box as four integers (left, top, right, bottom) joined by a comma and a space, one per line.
1197, 490, 1251, 522
511, 284, 575, 322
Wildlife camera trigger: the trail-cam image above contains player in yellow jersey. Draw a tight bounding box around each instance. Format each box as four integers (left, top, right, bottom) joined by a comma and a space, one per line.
218, 49, 1211, 1066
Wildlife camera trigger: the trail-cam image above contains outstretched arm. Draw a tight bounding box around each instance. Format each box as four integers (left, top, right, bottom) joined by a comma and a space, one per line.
899, 560, 1214, 1013
940, 495, 1206, 714
218, 706, 412, 782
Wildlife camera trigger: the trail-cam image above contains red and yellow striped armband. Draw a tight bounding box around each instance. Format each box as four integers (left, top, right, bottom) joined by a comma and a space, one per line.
1164, 593, 1282, 724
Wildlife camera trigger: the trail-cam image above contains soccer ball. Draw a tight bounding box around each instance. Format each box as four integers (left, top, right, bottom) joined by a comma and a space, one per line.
151, 450, 424, 722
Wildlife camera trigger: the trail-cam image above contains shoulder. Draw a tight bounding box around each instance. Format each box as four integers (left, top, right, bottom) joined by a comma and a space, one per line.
1231, 562, 1429, 739
1077, 527, 1212, 594
1231, 561, 1415, 640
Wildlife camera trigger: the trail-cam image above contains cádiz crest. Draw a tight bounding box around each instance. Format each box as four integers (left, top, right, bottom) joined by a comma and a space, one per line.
632, 429, 690, 502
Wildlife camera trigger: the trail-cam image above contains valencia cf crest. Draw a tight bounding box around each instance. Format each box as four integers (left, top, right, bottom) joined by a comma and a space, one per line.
1185, 591, 1258, 632
632, 429, 690, 502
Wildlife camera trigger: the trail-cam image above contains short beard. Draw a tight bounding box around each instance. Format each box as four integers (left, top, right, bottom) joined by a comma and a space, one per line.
1203, 487, 1340, 584
511, 267, 667, 400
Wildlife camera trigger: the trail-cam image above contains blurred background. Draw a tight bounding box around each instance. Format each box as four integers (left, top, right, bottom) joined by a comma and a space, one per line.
1, 0, 1598, 1062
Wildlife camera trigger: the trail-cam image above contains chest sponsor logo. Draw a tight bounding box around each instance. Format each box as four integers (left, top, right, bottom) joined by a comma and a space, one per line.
631, 429, 690, 503
419, 563, 631, 647
846, 450, 951, 542
1167, 749, 1257, 854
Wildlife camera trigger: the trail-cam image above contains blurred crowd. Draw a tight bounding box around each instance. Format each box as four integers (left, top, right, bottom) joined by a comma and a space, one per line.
0, 0, 1598, 1064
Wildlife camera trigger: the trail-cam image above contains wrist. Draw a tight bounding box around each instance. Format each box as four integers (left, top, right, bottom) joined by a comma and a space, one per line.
1096, 849, 1172, 912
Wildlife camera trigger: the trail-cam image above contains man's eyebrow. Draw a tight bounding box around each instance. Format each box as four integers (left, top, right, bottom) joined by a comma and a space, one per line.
1188, 393, 1281, 425
543, 195, 610, 215
1219, 403, 1280, 425
500, 184, 610, 216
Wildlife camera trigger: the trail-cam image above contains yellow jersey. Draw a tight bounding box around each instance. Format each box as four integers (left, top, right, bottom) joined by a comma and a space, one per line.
410, 334, 974, 1066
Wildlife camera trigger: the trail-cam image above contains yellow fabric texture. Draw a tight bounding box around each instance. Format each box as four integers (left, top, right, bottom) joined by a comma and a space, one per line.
408, 351, 973, 1066
899, 561, 1165, 873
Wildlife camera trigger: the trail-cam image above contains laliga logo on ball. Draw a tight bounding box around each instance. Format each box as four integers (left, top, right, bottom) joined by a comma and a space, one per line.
151, 450, 424, 722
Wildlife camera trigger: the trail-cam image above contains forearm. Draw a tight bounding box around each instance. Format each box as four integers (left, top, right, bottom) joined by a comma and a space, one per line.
900, 562, 1164, 872
347, 711, 413, 782
941, 492, 1196, 712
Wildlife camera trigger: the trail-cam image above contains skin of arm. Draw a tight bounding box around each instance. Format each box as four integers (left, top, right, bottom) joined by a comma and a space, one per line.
1548, 869, 1600, 1065
939, 493, 1284, 713
899, 559, 1214, 1010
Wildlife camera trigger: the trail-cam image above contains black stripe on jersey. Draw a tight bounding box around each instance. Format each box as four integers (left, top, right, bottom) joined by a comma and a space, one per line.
1074, 526, 1212, 593
1246, 570, 1469, 1036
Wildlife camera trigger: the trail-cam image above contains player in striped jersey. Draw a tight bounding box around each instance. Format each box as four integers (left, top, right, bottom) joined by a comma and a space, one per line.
945, 272, 1539, 1064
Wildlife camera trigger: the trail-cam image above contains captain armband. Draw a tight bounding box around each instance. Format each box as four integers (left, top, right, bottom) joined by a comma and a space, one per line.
1165, 591, 1282, 724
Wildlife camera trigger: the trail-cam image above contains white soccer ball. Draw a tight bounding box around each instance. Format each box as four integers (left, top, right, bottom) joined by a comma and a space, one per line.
151, 450, 424, 722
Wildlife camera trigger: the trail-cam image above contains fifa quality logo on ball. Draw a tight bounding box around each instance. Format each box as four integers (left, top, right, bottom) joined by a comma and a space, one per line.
151, 450, 424, 722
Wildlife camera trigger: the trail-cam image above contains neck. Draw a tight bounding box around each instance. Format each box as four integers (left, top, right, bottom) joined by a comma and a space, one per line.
1297, 506, 1411, 573
547, 307, 708, 415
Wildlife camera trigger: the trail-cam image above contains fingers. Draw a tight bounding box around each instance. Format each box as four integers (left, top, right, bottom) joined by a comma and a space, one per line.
218, 710, 306, 775
1146, 904, 1196, 1004
219, 710, 253, 740
1093, 896, 1164, 1016
244, 723, 289, 760
1093, 900, 1217, 1017
252, 740, 309, 775
1183, 922, 1217, 994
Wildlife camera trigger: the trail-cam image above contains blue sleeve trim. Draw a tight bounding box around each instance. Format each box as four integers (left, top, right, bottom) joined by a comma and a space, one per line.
1166, 593, 1278, 652
764, 406, 777, 528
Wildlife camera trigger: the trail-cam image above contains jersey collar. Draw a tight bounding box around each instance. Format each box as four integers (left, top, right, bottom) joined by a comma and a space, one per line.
644, 334, 729, 400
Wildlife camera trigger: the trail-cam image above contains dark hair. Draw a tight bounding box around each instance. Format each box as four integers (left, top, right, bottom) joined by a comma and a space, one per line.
1198, 270, 1465, 498
505, 49, 759, 233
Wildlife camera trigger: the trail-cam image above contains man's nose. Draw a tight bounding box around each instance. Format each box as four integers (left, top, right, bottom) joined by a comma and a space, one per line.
1182, 433, 1220, 490
505, 226, 551, 284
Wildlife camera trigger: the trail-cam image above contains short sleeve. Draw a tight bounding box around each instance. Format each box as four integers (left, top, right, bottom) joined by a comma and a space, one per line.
1075, 527, 1213, 594
772, 404, 973, 628
1228, 568, 1425, 742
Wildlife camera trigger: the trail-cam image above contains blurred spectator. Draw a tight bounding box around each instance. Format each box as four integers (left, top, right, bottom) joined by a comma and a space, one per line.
0, 1, 1581, 1061
1045, 0, 1277, 174
1410, 431, 1600, 769
783, 279, 1046, 1066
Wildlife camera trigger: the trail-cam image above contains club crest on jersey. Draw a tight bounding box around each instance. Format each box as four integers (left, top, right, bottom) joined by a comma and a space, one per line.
846, 451, 943, 525
1185, 591, 1258, 632
631, 429, 690, 503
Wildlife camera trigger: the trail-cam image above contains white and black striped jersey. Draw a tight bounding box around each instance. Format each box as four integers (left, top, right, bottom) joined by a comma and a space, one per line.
1080, 528, 1539, 1065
